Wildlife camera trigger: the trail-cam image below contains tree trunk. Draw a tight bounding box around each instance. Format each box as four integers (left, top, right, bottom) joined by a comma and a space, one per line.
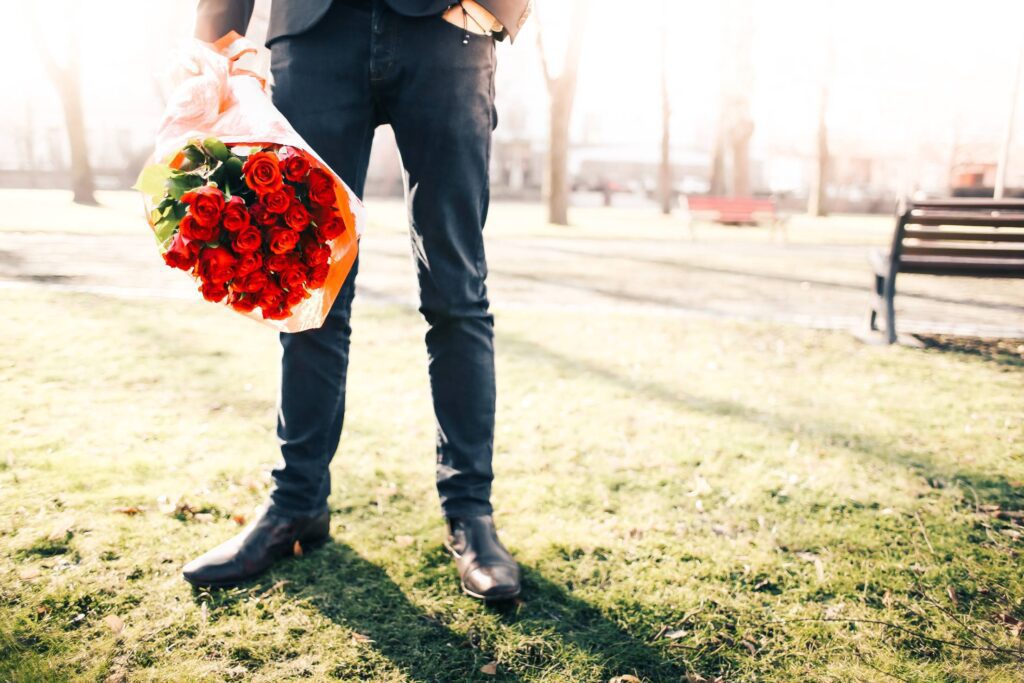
658, 1, 672, 214
709, 128, 726, 196
808, 84, 829, 216
33, 14, 96, 205
536, 0, 587, 226
547, 94, 572, 225
730, 118, 753, 197
57, 67, 97, 205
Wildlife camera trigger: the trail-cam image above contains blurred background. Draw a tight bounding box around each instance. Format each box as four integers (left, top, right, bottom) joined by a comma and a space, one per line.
1, 0, 1023, 339
4, 0, 1024, 211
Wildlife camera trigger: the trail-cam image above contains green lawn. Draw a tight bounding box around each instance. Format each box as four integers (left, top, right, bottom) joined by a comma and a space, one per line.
1, 290, 1022, 682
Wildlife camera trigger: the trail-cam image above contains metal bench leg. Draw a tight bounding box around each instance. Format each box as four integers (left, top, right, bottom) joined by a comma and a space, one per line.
882, 272, 897, 344
869, 273, 883, 331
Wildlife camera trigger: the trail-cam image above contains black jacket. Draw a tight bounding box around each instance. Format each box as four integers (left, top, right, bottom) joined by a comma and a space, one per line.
195, 0, 531, 44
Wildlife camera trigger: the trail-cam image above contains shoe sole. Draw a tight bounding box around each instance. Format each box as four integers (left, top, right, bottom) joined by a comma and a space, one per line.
183, 534, 330, 590
443, 542, 521, 602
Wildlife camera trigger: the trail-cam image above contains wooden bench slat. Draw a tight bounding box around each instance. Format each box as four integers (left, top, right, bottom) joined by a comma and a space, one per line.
906, 198, 1024, 211
906, 213, 1024, 228
902, 245, 1024, 259
904, 229, 1024, 243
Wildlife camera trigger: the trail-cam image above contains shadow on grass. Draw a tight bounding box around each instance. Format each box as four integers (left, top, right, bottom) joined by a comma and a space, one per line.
526, 242, 1024, 316
194, 540, 687, 681
916, 334, 1024, 369
499, 331, 1024, 511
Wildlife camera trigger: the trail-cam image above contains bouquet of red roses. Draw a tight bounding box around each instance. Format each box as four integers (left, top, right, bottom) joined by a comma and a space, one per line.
136, 32, 361, 331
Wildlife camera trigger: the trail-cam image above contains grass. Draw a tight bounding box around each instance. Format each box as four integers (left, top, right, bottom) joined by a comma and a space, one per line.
1, 288, 1022, 682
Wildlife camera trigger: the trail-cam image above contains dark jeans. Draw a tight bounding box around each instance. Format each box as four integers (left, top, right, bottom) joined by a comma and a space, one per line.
267, 0, 498, 519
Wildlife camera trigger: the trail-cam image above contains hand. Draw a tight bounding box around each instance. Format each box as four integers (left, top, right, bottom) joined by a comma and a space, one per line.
442, 1, 501, 35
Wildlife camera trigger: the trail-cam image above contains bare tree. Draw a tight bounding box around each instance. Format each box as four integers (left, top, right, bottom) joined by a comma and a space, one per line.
536, 0, 587, 226
31, 10, 96, 205
807, 82, 829, 216
658, 0, 672, 215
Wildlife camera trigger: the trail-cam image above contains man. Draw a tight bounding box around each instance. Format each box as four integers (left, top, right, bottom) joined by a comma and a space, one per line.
182, 0, 531, 600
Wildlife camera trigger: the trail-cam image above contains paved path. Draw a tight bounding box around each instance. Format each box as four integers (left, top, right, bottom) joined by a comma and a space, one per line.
2, 225, 1023, 338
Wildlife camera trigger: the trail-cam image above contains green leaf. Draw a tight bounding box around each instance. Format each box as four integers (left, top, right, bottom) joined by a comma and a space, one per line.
203, 137, 231, 162
153, 215, 181, 250
133, 164, 173, 203
178, 144, 207, 172
166, 173, 204, 200
222, 156, 243, 180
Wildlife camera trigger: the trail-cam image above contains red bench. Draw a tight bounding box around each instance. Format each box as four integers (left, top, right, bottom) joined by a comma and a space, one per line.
681, 196, 784, 238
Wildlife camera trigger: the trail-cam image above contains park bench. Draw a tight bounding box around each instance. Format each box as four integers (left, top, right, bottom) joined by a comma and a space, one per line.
681, 195, 784, 238
869, 197, 1024, 343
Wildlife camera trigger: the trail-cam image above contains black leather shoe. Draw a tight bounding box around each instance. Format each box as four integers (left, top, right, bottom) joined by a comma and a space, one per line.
182, 507, 330, 588
445, 515, 520, 601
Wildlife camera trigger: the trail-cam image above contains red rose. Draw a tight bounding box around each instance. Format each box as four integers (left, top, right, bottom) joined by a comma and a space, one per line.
267, 228, 301, 255
284, 202, 312, 231
197, 247, 237, 284
229, 292, 258, 313
302, 240, 330, 267
182, 185, 225, 228
222, 195, 251, 232
308, 263, 329, 289
280, 266, 308, 291
286, 287, 309, 306
242, 151, 284, 195
248, 202, 278, 227
258, 281, 285, 309
200, 280, 229, 303
264, 188, 292, 215
235, 251, 263, 277
232, 229, 262, 253
307, 168, 336, 207
179, 213, 218, 243
262, 305, 292, 321
314, 210, 346, 241
265, 253, 292, 272
280, 152, 310, 183
163, 233, 198, 271
236, 270, 269, 293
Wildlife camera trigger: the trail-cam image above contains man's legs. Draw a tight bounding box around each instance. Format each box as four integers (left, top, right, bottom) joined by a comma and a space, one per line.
379, 10, 498, 518
183, 2, 381, 587
268, 1, 380, 516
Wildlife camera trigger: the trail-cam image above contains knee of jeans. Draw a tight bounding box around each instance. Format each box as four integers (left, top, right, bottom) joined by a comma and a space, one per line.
419, 288, 491, 328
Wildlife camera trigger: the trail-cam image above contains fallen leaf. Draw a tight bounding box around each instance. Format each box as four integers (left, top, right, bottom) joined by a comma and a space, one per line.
293, 540, 303, 557
995, 613, 1023, 637
104, 614, 124, 634
351, 632, 374, 644
741, 639, 757, 656
395, 535, 415, 547
36, 605, 50, 618
609, 677, 641, 683
685, 674, 707, 683
111, 506, 143, 516
231, 513, 247, 526
663, 629, 687, 639
946, 585, 959, 609
19, 567, 41, 580
480, 661, 498, 676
